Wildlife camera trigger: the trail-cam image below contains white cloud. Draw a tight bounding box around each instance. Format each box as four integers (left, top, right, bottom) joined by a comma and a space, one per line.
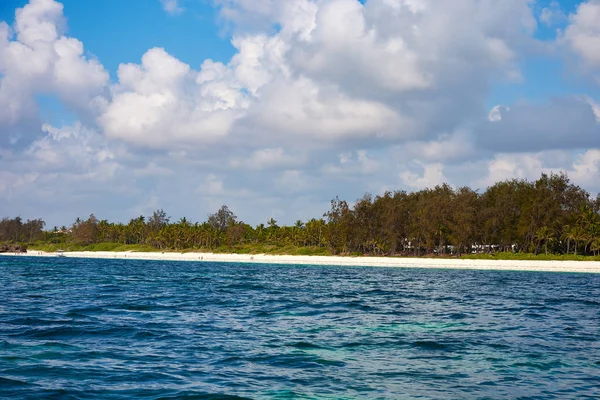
562, 0, 600, 83
4, 0, 600, 228
0, 171, 39, 198
246, 77, 405, 142
570, 149, 600, 187
401, 130, 476, 163
539, 1, 566, 27
100, 0, 538, 150
322, 149, 380, 176
229, 147, 306, 170
26, 122, 119, 180
160, 0, 183, 15
585, 97, 600, 122
0, 0, 108, 143
478, 98, 600, 152
0, 120, 126, 224
400, 162, 449, 190
480, 153, 548, 186
275, 169, 308, 193
479, 149, 600, 193
488, 105, 509, 122
132, 162, 174, 178
99, 48, 248, 148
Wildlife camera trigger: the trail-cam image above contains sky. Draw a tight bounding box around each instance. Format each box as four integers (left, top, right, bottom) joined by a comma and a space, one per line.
1, 0, 600, 228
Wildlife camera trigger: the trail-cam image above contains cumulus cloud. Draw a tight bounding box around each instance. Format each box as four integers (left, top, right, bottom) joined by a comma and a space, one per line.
0, 0, 108, 143
480, 153, 550, 186
570, 149, 600, 187
562, 0, 600, 83
322, 150, 380, 176
233, 0, 532, 145
4, 0, 600, 227
0, 120, 128, 227
400, 130, 476, 163
99, 48, 248, 148
400, 163, 449, 190
478, 149, 600, 193
478, 98, 600, 152
100, 0, 538, 151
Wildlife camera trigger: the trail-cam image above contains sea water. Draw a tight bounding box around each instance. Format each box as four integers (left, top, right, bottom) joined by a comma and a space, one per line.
1, 256, 599, 399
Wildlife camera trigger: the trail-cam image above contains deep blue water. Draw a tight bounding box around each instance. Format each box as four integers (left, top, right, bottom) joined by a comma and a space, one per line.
1, 256, 599, 399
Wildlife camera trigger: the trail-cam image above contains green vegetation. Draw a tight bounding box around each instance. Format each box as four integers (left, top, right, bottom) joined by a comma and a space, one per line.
462, 252, 600, 261
3, 172, 600, 261
27, 242, 157, 253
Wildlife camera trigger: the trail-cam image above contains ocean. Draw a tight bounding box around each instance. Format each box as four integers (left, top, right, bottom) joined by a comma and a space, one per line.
1, 256, 599, 399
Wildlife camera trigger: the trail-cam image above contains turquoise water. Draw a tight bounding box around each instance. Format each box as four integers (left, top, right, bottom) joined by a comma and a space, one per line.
1, 256, 599, 399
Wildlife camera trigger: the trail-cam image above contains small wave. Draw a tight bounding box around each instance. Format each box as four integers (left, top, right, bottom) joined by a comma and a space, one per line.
341, 341, 379, 348
449, 313, 468, 320
157, 393, 252, 400
224, 283, 269, 291
6, 317, 74, 326
20, 325, 140, 340
486, 342, 511, 350
544, 298, 600, 307
133, 330, 163, 339
363, 289, 395, 296
252, 310, 271, 317
2, 257, 600, 399
0, 377, 31, 387
523, 312, 546, 318
20, 326, 82, 340
412, 340, 449, 351
188, 277, 210, 282
512, 360, 566, 371
40, 341, 80, 350
116, 303, 158, 311
66, 306, 104, 315
214, 356, 244, 365
287, 341, 324, 350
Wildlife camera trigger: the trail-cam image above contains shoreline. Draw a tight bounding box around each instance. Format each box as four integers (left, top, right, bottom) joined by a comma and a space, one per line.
2, 250, 600, 274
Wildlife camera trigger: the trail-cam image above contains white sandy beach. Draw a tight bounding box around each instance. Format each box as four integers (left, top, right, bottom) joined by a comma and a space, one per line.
2, 250, 600, 273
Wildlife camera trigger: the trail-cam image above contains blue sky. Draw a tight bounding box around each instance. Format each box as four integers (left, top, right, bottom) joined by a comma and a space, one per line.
1, 0, 599, 228
1, 0, 235, 71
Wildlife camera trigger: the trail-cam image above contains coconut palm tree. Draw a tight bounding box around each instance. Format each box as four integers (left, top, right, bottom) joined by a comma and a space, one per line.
571, 226, 587, 256
560, 225, 572, 255
590, 237, 600, 257
535, 226, 555, 255
587, 223, 600, 256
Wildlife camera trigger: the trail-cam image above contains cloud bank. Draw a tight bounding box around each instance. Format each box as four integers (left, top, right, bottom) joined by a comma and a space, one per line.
1, 0, 599, 227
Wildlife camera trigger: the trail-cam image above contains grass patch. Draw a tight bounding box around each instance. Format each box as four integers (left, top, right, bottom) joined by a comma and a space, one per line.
462, 252, 600, 261
26, 242, 599, 261
29, 242, 159, 253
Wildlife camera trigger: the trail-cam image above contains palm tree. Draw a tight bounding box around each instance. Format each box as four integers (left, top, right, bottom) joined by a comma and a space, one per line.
561, 225, 572, 255
590, 237, 600, 257
571, 226, 587, 256
293, 220, 305, 246
535, 226, 555, 255
587, 223, 600, 256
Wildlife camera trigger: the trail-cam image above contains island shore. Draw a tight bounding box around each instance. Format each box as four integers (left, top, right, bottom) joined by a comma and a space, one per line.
2, 250, 600, 273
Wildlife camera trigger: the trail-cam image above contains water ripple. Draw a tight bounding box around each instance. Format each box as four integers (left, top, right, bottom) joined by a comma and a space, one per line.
1, 256, 599, 399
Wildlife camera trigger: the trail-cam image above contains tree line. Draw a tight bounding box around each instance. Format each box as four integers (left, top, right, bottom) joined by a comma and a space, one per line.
3, 173, 600, 256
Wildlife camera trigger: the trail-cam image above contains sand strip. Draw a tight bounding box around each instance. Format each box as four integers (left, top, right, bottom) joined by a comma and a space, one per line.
3, 250, 600, 273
